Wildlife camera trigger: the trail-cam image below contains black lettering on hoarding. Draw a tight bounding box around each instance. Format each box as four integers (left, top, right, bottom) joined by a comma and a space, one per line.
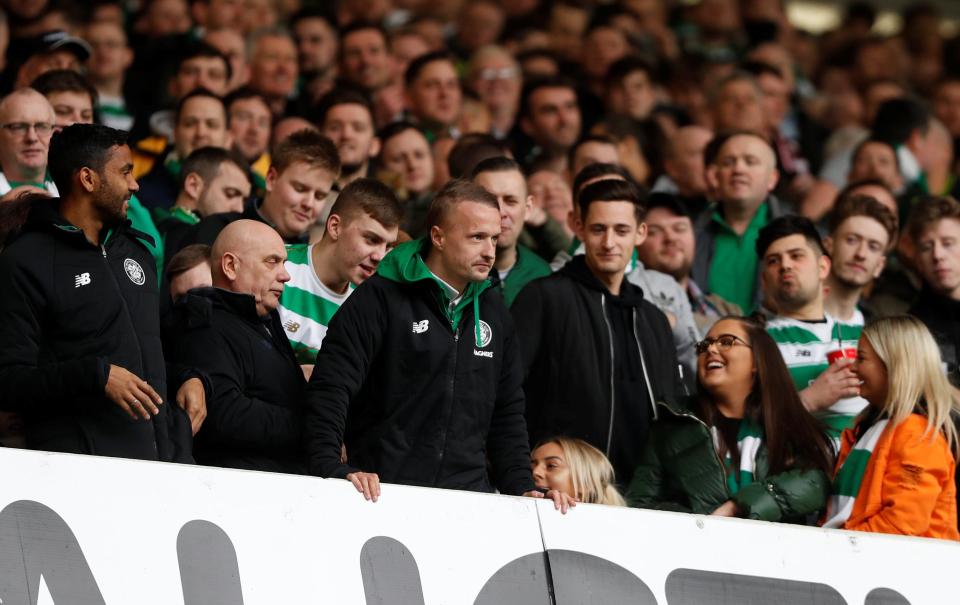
473, 552, 552, 604
665, 568, 847, 605
548, 549, 658, 604
177, 520, 245, 605
0, 500, 105, 605
864, 588, 910, 605
360, 536, 426, 605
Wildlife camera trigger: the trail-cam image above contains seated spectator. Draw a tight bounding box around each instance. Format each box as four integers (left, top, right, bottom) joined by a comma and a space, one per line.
246, 28, 298, 117
317, 89, 381, 193
694, 132, 784, 313
137, 89, 231, 210
758, 216, 870, 441
653, 125, 714, 219
30, 69, 97, 131
154, 146, 251, 262
823, 315, 959, 540
604, 57, 658, 122
568, 135, 620, 181
166, 243, 212, 303
471, 157, 551, 306
639, 192, 742, 335
908, 196, 960, 386
513, 178, 680, 485
278, 178, 402, 368
225, 88, 271, 191
377, 121, 435, 238
189, 129, 341, 246
516, 76, 582, 170
823, 194, 898, 324
628, 316, 834, 522
532, 437, 625, 506
466, 45, 521, 140
14, 30, 91, 90
166, 220, 304, 473
0, 89, 58, 196
527, 166, 574, 240
404, 51, 462, 142
84, 19, 134, 131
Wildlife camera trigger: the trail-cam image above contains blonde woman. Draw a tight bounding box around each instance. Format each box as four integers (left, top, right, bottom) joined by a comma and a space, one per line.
823, 315, 960, 539
531, 437, 626, 506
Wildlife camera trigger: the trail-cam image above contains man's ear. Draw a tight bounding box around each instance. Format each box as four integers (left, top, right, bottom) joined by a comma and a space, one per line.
873, 255, 887, 279
766, 167, 780, 193
368, 136, 381, 159
183, 172, 205, 201
78, 166, 98, 194
822, 235, 833, 257
221, 251, 240, 281
430, 224, 444, 250
520, 116, 533, 137
818, 251, 831, 281
634, 221, 648, 248
265, 166, 278, 192
326, 213, 342, 240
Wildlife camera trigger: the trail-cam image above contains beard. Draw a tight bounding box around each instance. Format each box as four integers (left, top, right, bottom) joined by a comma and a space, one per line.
772, 281, 819, 312
340, 161, 366, 177
93, 182, 128, 225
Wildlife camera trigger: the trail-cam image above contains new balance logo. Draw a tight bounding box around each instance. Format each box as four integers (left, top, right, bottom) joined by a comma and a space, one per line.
74, 273, 91, 288
284, 320, 300, 333
412, 320, 429, 334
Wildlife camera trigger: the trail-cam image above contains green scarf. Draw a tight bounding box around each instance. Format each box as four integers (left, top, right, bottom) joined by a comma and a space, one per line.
823, 419, 889, 529
712, 417, 764, 495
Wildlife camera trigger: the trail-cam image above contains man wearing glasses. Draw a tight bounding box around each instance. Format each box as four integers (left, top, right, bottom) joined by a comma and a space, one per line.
0, 88, 59, 198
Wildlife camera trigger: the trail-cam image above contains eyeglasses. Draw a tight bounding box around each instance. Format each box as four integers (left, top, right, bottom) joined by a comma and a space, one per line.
477, 67, 517, 81
1, 122, 54, 137
695, 334, 752, 356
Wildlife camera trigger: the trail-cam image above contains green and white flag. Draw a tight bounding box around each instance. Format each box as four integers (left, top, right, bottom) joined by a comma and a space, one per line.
822, 419, 889, 529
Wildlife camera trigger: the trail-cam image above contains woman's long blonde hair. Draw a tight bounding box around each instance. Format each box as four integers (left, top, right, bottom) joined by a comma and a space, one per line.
540, 437, 626, 506
862, 315, 960, 456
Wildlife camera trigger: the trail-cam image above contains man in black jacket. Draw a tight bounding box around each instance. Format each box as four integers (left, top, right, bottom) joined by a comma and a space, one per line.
166, 219, 306, 473
305, 180, 573, 510
0, 123, 194, 461
513, 178, 679, 486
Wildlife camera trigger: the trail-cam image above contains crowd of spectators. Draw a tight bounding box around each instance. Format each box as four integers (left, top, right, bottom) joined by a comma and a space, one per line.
1, 0, 960, 540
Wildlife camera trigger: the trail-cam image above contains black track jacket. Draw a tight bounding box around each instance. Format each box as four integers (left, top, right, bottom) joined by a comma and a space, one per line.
0, 198, 191, 460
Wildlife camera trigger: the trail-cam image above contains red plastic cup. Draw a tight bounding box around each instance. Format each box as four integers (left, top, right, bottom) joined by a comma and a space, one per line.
826, 348, 857, 364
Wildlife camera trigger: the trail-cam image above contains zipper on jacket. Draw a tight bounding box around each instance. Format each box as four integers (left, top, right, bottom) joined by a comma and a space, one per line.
662, 403, 730, 498
632, 308, 659, 421
600, 294, 616, 457
433, 324, 460, 485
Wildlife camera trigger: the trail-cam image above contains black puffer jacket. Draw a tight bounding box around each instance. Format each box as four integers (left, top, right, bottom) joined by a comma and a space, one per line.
0, 198, 191, 461
513, 255, 680, 485
305, 240, 535, 496
166, 287, 306, 473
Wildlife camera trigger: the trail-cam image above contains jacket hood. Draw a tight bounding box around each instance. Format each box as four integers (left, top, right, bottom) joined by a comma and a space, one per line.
559, 255, 645, 305
378, 238, 492, 346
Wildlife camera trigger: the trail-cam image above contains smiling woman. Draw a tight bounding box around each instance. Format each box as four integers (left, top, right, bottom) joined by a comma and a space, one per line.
627, 316, 836, 523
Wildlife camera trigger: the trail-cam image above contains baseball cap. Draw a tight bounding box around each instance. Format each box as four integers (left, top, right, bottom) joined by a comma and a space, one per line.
23, 31, 92, 62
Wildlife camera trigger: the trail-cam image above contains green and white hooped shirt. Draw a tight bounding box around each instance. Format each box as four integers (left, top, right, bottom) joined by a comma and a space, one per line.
277, 244, 353, 365
766, 311, 869, 442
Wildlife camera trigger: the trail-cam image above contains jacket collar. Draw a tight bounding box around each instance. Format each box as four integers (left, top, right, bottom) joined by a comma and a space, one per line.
558, 255, 645, 305
20, 196, 153, 248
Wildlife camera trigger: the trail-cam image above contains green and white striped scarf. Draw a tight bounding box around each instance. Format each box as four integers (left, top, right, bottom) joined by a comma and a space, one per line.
822, 419, 889, 529
712, 418, 764, 495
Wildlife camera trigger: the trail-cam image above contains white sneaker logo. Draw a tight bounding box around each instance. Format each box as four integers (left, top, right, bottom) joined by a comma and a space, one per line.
412, 319, 429, 334
74, 272, 91, 288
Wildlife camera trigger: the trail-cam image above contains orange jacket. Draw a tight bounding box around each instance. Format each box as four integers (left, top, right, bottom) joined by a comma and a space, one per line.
834, 413, 958, 540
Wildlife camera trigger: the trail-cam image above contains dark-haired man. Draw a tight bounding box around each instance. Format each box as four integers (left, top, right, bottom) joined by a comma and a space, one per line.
517, 77, 582, 168
513, 178, 679, 485
318, 89, 380, 192
306, 180, 571, 510
404, 51, 462, 141
758, 215, 869, 441
0, 123, 194, 460
279, 178, 402, 367
472, 156, 551, 306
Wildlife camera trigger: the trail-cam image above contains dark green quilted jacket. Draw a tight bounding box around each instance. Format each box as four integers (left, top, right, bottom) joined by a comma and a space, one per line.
625, 398, 830, 522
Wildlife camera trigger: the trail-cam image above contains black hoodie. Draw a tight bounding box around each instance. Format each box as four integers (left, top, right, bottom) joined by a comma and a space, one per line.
0, 198, 191, 461
512, 255, 680, 486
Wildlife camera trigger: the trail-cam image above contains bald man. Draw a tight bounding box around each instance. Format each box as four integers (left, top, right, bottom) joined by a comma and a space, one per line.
166, 219, 306, 472
693, 132, 784, 312
0, 89, 59, 196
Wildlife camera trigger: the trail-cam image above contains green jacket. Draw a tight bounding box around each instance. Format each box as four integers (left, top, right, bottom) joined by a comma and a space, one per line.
626, 398, 830, 522
497, 244, 551, 307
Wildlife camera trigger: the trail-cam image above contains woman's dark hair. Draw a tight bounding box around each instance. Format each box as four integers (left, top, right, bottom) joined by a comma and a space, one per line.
698, 316, 835, 477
